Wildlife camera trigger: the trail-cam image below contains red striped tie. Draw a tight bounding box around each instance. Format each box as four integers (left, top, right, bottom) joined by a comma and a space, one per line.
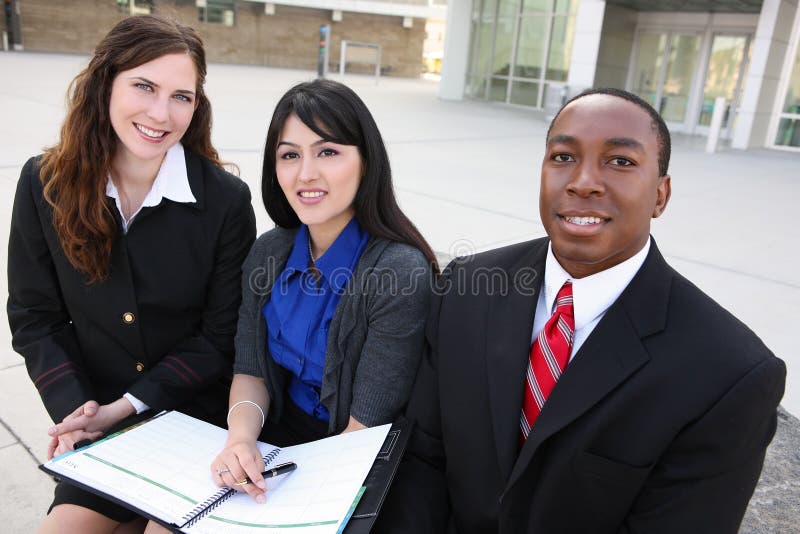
520, 281, 574, 442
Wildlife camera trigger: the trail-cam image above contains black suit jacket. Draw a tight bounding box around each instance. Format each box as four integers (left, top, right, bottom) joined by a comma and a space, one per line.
377, 237, 786, 534
7, 151, 256, 426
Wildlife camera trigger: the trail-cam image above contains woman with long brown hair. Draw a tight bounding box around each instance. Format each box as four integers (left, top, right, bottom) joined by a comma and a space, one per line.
7, 15, 255, 532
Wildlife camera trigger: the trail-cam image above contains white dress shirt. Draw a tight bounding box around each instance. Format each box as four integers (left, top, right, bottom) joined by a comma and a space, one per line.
532, 240, 651, 361
105, 143, 195, 233
106, 143, 195, 413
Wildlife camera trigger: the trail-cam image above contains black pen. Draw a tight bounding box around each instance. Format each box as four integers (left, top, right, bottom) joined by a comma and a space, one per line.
246, 461, 297, 484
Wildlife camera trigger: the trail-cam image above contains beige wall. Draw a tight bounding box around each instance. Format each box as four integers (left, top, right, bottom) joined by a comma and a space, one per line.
14, 0, 425, 77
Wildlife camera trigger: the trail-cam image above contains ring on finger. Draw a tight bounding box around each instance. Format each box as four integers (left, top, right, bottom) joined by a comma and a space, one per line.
216, 467, 231, 475
233, 478, 249, 486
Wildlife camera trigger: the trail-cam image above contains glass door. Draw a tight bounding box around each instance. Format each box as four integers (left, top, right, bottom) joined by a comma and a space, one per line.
697, 34, 752, 138
629, 31, 701, 130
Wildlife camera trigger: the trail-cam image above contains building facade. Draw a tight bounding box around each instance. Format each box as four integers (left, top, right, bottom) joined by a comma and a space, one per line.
440, 0, 800, 151
1, 0, 446, 77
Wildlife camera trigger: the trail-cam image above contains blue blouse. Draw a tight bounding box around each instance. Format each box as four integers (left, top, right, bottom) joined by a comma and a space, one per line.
262, 219, 370, 420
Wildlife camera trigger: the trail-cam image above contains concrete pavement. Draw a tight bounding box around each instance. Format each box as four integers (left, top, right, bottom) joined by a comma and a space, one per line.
0, 52, 798, 532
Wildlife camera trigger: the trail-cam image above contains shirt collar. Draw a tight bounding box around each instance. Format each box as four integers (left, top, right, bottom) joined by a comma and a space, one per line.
105, 143, 195, 207
543, 239, 651, 330
283, 219, 369, 292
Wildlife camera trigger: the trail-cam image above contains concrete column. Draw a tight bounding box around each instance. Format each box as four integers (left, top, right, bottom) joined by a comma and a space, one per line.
565, 0, 607, 95
439, 0, 473, 101
732, 0, 799, 149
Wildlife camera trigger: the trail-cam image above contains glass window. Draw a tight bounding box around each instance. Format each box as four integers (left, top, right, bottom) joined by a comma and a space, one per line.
523, 0, 551, 13
482, 0, 498, 20
498, 0, 521, 18
546, 15, 576, 81
510, 80, 540, 106
491, 17, 515, 76
489, 77, 509, 102
475, 18, 495, 76
116, 0, 152, 14
466, 76, 487, 99
781, 43, 800, 115
631, 32, 667, 108
514, 15, 547, 78
554, 0, 577, 15
775, 118, 800, 147
661, 34, 700, 122
199, 0, 236, 27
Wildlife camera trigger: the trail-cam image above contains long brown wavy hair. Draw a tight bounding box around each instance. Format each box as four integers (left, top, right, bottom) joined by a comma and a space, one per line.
40, 14, 220, 284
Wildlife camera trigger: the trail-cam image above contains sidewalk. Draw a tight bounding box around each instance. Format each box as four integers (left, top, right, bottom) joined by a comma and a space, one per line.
0, 52, 798, 532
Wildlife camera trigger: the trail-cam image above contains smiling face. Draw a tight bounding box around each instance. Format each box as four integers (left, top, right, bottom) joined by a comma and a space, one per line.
275, 113, 362, 236
540, 94, 671, 278
109, 52, 197, 174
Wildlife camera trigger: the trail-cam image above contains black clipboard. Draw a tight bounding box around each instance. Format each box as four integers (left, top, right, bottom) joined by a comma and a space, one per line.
344, 416, 413, 533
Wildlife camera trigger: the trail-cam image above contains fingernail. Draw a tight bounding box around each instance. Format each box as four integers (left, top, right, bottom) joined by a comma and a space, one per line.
256, 481, 266, 490
256, 494, 266, 504
48, 427, 57, 436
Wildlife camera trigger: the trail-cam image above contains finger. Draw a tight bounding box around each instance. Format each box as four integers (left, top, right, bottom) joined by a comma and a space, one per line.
47, 436, 58, 460
82, 400, 100, 417
221, 457, 264, 501
240, 453, 267, 492
48, 416, 89, 436
211, 457, 231, 488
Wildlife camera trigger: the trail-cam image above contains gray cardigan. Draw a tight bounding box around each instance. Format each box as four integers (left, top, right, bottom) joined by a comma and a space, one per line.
233, 227, 432, 434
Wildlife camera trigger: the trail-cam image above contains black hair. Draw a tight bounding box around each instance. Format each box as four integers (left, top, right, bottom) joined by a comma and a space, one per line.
261, 79, 437, 270
546, 87, 671, 176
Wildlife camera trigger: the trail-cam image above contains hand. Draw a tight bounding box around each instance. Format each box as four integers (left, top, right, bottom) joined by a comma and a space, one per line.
211, 437, 267, 503
48, 398, 135, 438
47, 428, 101, 460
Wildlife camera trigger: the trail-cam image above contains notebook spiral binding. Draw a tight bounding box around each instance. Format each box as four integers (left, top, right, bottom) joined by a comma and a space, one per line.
179, 447, 282, 528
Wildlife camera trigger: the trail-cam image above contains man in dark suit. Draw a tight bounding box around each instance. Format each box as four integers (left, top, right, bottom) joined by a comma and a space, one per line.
377, 88, 786, 533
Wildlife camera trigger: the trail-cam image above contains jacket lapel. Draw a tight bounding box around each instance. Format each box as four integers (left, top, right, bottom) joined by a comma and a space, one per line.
505, 239, 672, 491
485, 239, 548, 481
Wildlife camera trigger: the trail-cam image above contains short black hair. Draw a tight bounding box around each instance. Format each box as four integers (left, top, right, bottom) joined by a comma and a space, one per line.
546, 87, 671, 176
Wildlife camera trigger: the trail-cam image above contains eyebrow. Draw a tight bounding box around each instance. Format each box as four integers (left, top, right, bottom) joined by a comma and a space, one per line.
130, 76, 195, 95
605, 137, 644, 150
547, 134, 576, 146
277, 139, 329, 148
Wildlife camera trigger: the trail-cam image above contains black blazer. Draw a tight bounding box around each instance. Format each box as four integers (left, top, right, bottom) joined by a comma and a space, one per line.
7, 151, 256, 426
377, 237, 786, 534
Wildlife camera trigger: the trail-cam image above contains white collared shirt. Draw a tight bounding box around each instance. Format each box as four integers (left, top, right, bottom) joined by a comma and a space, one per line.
106, 143, 195, 233
107, 143, 195, 414
532, 240, 651, 361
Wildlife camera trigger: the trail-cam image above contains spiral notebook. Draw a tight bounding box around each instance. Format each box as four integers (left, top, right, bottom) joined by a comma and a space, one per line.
40, 411, 391, 533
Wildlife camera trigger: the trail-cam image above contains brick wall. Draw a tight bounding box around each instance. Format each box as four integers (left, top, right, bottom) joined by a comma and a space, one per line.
14, 0, 424, 77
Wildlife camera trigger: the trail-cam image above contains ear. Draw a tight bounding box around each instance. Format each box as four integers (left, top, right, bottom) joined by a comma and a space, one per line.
652, 175, 671, 218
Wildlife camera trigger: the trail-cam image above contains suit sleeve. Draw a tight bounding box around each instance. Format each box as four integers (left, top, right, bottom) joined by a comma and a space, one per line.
6, 158, 95, 423
126, 180, 257, 410
619, 356, 786, 534
349, 249, 431, 427
374, 272, 452, 533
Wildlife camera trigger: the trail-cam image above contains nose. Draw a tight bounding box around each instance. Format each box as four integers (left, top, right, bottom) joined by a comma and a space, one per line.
566, 161, 604, 198
146, 95, 170, 124
298, 154, 318, 183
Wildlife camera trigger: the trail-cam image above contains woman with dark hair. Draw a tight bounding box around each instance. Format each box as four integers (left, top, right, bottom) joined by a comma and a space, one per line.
209, 79, 435, 503
6, 15, 256, 532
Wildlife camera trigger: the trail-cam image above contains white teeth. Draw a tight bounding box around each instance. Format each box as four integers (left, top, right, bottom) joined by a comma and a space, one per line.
565, 216, 604, 225
135, 124, 167, 138
300, 191, 326, 198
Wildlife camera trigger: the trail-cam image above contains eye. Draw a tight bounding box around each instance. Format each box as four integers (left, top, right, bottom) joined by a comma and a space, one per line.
609, 157, 634, 167
135, 82, 154, 92
318, 148, 339, 157
552, 153, 575, 163
279, 151, 300, 160
174, 94, 193, 103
